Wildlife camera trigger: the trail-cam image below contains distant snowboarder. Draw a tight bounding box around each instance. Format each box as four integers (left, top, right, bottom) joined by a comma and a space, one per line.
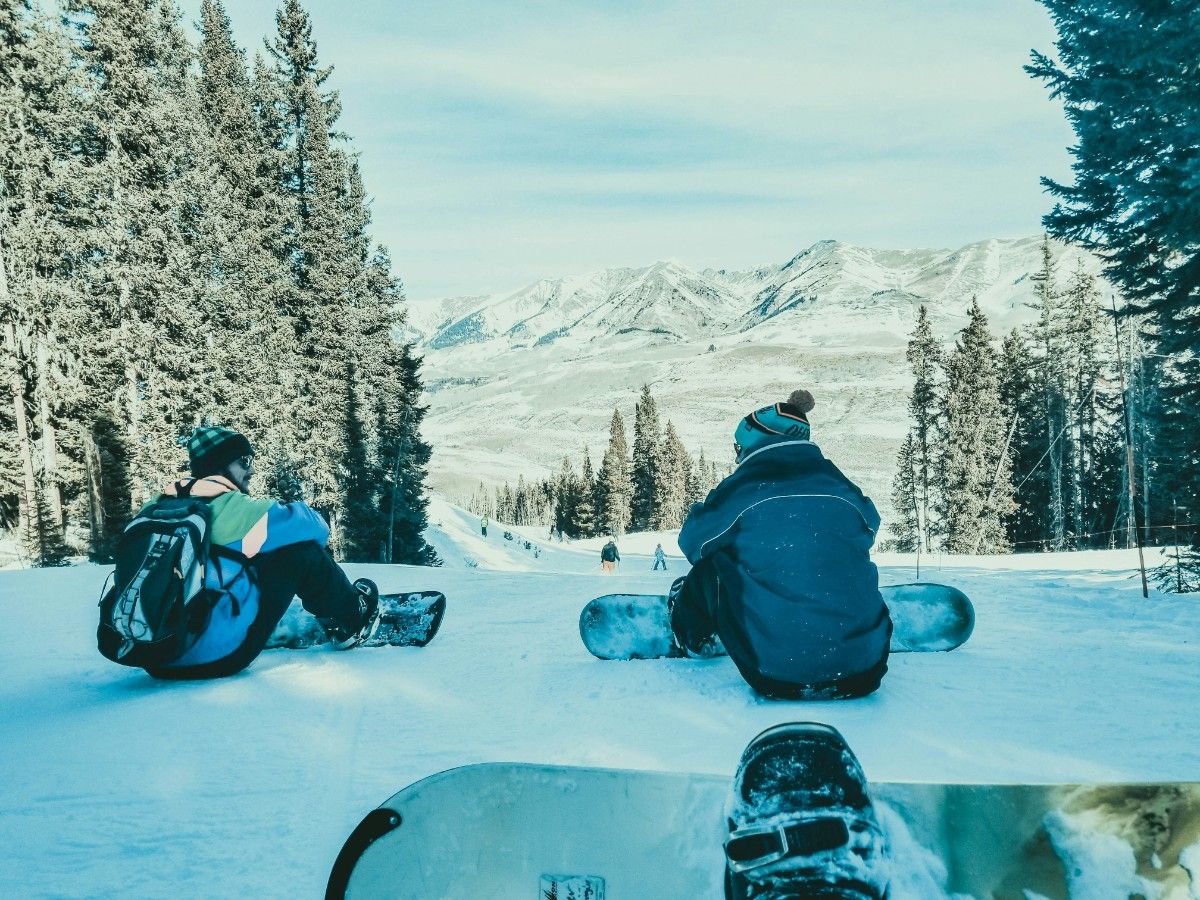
669, 390, 891, 699
600, 538, 620, 573
480, 515, 489, 538
98, 427, 380, 679
653, 543, 667, 571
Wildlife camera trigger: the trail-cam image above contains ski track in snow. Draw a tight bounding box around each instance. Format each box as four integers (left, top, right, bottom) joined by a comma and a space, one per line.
2, 498, 1199, 897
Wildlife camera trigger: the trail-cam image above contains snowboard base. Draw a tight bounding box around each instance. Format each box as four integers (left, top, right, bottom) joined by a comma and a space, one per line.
265, 591, 446, 650
329, 763, 1200, 899
579, 583, 974, 661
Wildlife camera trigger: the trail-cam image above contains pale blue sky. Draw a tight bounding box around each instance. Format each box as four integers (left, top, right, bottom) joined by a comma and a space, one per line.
178, 1, 1073, 301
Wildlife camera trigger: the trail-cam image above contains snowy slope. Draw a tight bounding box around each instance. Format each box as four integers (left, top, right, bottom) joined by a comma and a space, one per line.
408, 236, 1109, 525
2, 501, 1198, 898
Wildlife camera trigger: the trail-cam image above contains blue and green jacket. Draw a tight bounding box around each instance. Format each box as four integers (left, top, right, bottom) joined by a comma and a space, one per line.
146, 476, 331, 668
678, 438, 889, 687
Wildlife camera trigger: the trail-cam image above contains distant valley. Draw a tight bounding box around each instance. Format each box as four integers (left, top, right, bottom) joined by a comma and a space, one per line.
404, 236, 1107, 530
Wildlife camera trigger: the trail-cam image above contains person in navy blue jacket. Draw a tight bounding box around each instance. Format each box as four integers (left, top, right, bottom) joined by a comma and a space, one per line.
669, 390, 891, 700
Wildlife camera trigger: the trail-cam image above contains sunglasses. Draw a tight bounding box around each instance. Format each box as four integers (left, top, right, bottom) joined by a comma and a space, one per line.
235, 454, 255, 469
724, 815, 854, 874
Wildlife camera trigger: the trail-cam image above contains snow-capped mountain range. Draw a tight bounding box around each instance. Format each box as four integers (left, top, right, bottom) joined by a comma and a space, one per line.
407, 236, 1108, 529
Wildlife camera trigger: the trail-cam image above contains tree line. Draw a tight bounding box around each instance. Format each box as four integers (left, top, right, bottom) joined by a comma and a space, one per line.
467, 385, 726, 538
886, 242, 1137, 555
1024, 0, 1200, 590
0, 0, 435, 565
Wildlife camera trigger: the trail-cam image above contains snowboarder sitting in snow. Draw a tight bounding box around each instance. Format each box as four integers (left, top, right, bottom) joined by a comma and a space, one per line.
105, 426, 379, 680
669, 390, 890, 700
600, 538, 620, 573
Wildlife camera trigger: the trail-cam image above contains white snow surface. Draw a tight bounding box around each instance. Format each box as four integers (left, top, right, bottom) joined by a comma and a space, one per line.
3, 496, 1199, 898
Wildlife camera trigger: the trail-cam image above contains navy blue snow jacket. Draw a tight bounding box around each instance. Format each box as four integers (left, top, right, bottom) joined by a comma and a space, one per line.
677, 439, 890, 689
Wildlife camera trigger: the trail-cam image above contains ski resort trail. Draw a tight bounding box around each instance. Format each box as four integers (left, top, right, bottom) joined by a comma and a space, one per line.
1, 499, 1198, 898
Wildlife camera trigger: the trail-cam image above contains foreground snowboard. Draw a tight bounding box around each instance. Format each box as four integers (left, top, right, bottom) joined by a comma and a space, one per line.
579, 582, 974, 661
264, 591, 446, 650
326, 762, 1200, 899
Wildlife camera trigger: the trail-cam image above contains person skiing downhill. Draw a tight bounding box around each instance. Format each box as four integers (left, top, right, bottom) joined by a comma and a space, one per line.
669, 390, 891, 699
126, 427, 379, 680
653, 543, 667, 571
600, 538, 620, 573
480, 515, 489, 538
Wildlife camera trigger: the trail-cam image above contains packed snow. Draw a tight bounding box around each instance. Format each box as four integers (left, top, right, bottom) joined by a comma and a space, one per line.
2, 495, 1199, 898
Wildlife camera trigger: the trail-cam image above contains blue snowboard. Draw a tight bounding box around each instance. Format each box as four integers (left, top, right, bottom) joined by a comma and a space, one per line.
579, 583, 974, 660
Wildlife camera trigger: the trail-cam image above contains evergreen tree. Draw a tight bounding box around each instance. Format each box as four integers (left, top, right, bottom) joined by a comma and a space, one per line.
553, 456, 579, 537
905, 306, 941, 551
651, 421, 689, 530
887, 432, 920, 552
375, 340, 437, 565
575, 448, 597, 537
999, 328, 1047, 549
595, 409, 631, 536
1028, 2, 1200, 577
629, 384, 660, 530
686, 447, 709, 507
938, 300, 1015, 553
1, 0, 81, 563
1028, 236, 1070, 549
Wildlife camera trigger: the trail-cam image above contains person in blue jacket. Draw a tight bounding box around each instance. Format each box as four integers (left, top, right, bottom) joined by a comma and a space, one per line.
143, 426, 379, 680
669, 390, 890, 700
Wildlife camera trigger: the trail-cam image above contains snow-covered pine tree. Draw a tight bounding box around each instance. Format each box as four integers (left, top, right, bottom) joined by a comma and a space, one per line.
595, 409, 631, 536
64, 0, 218, 509
650, 421, 689, 530
575, 448, 597, 537
196, 0, 297, 483
553, 457, 579, 536
1029, 2, 1200, 580
0, 0, 83, 563
368, 270, 437, 565
938, 300, 1015, 554
1058, 258, 1121, 546
629, 384, 660, 531
265, 0, 362, 545
886, 432, 920, 552
686, 447, 709, 507
905, 306, 941, 551
999, 328, 1047, 549
1027, 236, 1071, 549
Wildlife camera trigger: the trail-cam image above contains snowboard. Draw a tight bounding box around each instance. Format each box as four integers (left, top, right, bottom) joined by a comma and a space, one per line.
579, 582, 974, 661
264, 591, 446, 650
325, 762, 1200, 899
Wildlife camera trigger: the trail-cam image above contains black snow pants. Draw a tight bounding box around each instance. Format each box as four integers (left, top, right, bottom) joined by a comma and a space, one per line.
146, 540, 365, 681
668, 555, 888, 701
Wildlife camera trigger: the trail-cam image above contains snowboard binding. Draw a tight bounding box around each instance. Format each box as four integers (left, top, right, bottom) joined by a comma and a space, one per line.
326, 578, 381, 650
725, 722, 888, 900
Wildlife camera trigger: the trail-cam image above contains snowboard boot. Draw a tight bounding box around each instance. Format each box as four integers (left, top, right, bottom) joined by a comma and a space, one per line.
724, 722, 889, 900
323, 578, 381, 650
667, 576, 725, 659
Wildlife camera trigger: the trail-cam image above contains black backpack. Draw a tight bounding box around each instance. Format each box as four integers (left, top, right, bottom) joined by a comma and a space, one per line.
98, 487, 239, 668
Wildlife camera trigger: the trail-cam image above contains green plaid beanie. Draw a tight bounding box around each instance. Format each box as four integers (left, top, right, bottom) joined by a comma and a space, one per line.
188, 426, 253, 478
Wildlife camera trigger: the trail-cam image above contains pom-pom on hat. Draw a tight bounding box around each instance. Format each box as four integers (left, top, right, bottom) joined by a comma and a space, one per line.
734, 390, 815, 460
188, 426, 253, 478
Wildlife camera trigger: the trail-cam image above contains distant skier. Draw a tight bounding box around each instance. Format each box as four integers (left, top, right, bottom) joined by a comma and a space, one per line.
653, 543, 667, 571
100, 427, 379, 680
600, 538, 620, 573
480, 515, 489, 538
669, 390, 890, 699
